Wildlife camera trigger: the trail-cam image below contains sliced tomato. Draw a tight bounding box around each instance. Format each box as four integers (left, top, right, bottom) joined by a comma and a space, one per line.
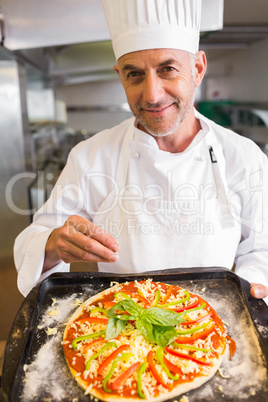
147, 351, 171, 389
173, 299, 199, 312
103, 301, 116, 308
181, 313, 212, 326
161, 285, 174, 305
163, 356, 181, 375
112, 362, 141, 390
83, 337, 105, 351
121, 291, 150, 306
115, 310, 131, 315
174, 323, 215, 344
98, 344, 130, 375
76, 317, 108, 325
165, 347, 212, 366
136, 294, 150, 306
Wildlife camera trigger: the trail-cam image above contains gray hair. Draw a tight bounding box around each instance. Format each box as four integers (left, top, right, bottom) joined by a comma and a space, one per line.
189, 52, 197, 80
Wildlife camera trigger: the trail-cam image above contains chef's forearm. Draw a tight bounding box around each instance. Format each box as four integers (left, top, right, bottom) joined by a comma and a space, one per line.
43, 228, 62, 272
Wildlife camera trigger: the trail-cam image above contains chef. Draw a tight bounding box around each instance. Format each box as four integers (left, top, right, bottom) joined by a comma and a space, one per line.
14, 0, 268, 302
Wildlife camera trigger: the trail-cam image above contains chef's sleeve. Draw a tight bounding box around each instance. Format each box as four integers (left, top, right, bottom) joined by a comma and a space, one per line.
234, 159, 268, 305
14, 147, 91, 297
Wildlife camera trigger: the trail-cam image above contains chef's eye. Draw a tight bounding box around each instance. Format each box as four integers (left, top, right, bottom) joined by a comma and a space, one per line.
159, 66, 178, 78
162, 66, 175, 72
127, 71, 143, 79
126, 70, 144, 83
128, 71, 140, 77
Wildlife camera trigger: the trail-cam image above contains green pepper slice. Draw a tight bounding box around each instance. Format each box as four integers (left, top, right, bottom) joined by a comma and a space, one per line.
156, 347, 179, 381
91, 307, 109, 316
176, 320, 212, 335
151, 289, 161, 307
72, 330, 106, 349
137, 362, 148, 399
102, 352, 133, 393
177, 303, 207, 315
114, 292, 131, 300
172, 343, 212, 353
161, 291, 191, 307
85, 342, 117, 371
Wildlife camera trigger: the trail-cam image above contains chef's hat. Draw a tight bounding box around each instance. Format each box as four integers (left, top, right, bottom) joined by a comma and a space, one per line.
102, 0, 202, 60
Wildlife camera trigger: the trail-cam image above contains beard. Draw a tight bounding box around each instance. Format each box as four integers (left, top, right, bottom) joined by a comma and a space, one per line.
130, 81, 196, 138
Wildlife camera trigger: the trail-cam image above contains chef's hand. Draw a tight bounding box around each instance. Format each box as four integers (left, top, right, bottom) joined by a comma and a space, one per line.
250, 283, 268, 299
43, 215, 120, 272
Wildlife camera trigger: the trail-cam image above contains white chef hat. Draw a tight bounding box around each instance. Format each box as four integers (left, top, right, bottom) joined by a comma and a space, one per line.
102, 0, 202, 60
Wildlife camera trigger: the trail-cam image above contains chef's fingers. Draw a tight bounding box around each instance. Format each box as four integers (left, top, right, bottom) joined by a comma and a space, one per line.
65, 215, 120, 252
58, 228, 119, 263
250, 283, 268, 299
57, 240, 119, 264
44, 216, 119, 271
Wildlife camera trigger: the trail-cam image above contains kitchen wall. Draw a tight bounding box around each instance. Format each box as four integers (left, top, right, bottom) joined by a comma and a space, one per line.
0, 48, 28, 341
55, 78, 131, 134
204, 38, 268, 102
0, 48, 30, 260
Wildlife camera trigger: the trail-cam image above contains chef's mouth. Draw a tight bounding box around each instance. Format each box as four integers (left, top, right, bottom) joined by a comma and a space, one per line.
142, 103, 175, 115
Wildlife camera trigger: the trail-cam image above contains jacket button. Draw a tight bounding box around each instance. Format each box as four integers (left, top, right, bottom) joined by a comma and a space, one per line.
132, 151, 140, 158
195, 155, 205, 161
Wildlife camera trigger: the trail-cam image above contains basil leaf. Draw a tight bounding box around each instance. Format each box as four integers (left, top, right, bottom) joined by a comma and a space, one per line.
135, 318, 155, 343
108, 299, 142, 319
105, 317, 125, 340
108, 300, 126, 318
107, 292, 185, 347
144, 308, 185, 326
116, 315, 137, 321
152, 325, 178, 348
121, 299, 143, 317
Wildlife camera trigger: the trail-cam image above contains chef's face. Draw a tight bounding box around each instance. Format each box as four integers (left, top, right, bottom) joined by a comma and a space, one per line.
114, 49, 206, 137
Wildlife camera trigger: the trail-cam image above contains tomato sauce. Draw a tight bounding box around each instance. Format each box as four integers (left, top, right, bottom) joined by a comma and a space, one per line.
226, 334, 237, 360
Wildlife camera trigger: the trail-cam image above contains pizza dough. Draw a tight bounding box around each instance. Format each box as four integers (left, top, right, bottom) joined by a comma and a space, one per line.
62, 280, 229, 401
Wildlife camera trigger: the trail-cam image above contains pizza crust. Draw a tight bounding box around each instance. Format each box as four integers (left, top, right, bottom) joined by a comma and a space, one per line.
63, 281, 228, 402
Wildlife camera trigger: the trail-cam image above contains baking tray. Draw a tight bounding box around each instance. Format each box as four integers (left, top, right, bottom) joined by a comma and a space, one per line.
1, 267, 268, 402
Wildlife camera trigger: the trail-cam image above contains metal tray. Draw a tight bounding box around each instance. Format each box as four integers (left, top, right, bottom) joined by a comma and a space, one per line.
1, 267, 268, 402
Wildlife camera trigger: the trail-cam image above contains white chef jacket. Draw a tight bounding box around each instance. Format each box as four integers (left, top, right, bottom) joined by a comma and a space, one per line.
14, 110, 268, 301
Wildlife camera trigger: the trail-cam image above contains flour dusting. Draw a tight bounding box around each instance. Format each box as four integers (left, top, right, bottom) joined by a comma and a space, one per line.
183, 281, 268, 401
20, 292, 88, 401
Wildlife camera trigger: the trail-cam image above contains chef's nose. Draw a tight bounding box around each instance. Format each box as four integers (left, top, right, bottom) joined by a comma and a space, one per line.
142, 74, 164, 104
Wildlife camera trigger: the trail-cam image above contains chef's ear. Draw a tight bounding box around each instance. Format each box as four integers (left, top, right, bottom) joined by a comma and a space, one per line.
113, 65, 120, 77
114, 64, 125, 86
194, 51, 207, 87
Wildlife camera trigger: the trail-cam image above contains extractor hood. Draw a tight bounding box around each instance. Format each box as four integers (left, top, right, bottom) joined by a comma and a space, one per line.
1, 0, 224, 51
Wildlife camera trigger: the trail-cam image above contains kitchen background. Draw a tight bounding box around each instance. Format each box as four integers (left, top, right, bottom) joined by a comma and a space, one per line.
0, 0, 268, 375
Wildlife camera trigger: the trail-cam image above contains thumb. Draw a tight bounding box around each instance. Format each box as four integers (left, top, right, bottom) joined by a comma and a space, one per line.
250, 283, 268, 299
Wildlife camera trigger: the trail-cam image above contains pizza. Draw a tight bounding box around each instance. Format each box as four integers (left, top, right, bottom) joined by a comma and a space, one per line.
62, 279, 232, 401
